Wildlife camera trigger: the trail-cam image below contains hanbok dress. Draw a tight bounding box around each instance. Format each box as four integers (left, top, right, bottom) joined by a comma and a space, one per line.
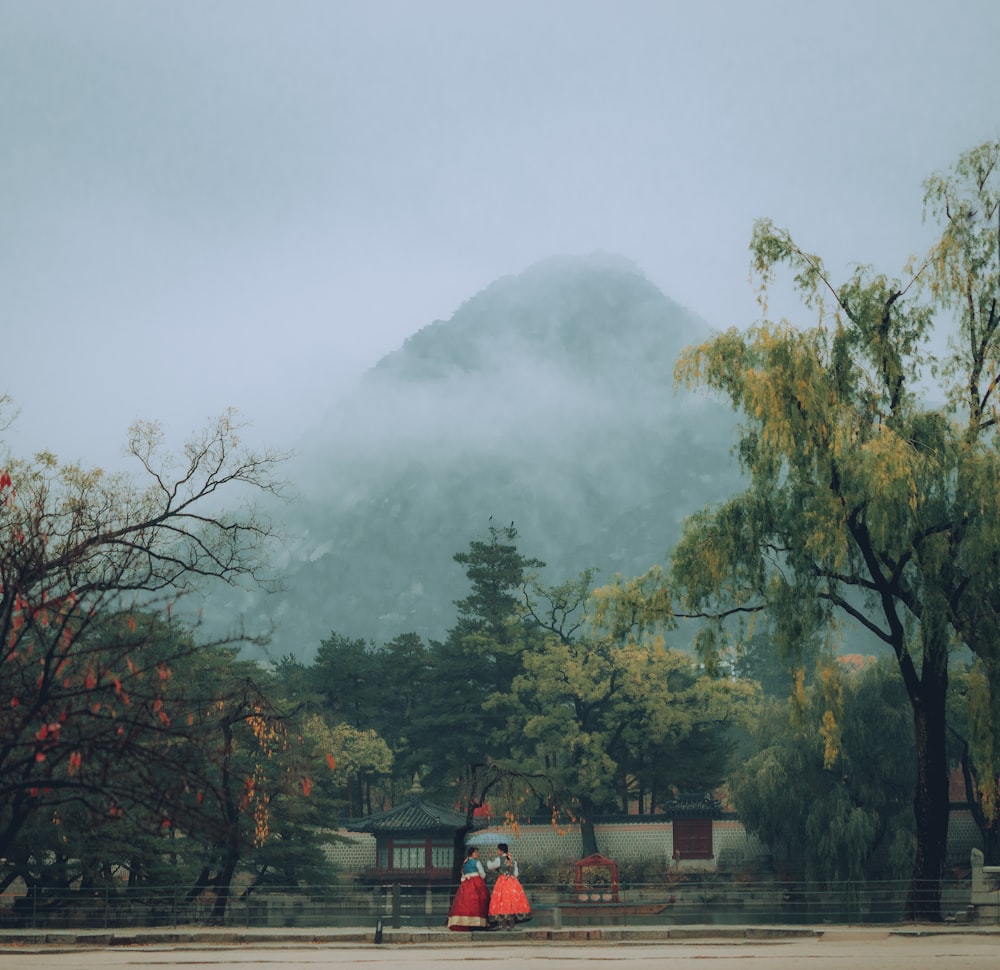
447, 855, 490, 930
486, 852, 531, 926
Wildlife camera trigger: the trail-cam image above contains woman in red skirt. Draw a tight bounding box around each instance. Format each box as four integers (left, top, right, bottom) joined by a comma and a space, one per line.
447, 846, 490, 930
486, 842, 531, 929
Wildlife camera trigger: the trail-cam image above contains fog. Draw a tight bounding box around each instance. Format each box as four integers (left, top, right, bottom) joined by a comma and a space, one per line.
225, 254, 747, 654
2, 1, 998, 471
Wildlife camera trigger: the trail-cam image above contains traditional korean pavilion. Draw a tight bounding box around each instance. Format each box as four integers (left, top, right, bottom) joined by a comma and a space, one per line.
347, 781, 469, 886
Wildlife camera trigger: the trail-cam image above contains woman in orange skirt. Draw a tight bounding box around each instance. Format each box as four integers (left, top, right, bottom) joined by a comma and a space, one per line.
486, 842, 531, 929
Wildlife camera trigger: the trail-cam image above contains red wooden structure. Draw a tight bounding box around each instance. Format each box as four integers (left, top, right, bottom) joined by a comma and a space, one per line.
573, 852, 620, 902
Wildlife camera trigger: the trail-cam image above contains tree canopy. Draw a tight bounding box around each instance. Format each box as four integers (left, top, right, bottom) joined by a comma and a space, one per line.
593, 138, 1000, 919
730, 658, 915, 883
0, 408, 309, 916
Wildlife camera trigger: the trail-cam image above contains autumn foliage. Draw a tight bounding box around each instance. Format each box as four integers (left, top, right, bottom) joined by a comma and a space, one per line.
0, 411, 309, 909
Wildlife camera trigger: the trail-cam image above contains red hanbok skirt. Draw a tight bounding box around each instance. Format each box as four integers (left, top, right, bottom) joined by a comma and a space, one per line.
447, 874, 490, 930
488, 873, 531, 919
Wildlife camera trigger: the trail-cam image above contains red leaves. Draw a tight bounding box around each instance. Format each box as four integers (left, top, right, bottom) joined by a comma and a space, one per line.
35, 722, 60, 742
68, 751, 82, 775
112, 678, 130, 705
301, 776, 312, 797
325, 752, 336, 772
0, 471, 11, 489
239, 776, 255, 811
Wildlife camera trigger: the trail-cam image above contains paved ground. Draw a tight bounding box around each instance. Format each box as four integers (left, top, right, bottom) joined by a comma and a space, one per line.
4, 927, 1000, 969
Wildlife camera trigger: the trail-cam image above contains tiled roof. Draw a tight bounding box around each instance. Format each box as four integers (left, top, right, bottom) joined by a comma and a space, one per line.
346, 797, 468, 834
662, 792, 726, 818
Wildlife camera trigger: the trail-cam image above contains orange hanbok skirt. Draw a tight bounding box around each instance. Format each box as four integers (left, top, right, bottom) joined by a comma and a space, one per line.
488, 873, 531, 919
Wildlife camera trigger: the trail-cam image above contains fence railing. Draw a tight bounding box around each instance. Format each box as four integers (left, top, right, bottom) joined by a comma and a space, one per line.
0, 874, 984, 931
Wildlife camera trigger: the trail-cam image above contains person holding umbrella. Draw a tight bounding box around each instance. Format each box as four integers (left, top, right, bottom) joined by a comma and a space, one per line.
486, 842, 531, 929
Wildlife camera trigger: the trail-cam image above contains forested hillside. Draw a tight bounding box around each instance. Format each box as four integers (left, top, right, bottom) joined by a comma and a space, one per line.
221, 253, 744, 658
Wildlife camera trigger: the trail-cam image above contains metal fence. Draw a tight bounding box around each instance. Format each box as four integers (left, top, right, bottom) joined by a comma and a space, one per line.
0, 874, 984, 930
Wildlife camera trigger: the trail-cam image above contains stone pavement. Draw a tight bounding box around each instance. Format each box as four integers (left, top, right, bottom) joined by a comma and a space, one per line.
0, 921, 998, 947
7, 925, 1000, 970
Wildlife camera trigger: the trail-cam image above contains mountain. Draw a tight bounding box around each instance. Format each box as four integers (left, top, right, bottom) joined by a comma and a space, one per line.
218, 253, 744, 659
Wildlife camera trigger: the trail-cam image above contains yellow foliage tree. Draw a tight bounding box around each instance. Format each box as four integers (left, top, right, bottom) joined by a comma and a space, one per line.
594, 140, 1000, 920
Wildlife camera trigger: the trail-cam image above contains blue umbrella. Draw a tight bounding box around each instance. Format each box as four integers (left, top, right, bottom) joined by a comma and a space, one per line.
465, 832, 510, 847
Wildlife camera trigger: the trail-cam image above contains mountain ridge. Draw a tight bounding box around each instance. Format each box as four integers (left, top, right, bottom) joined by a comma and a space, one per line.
221, 253, 743, 659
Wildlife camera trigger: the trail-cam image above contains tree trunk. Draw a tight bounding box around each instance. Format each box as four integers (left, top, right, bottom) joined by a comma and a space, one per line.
982, 825, 1000, 867
451, 826, 471, 885
905, 673, 949, 921
579, 797, 599, 857
957, 741, 1000, 865
211, 853, 238, 925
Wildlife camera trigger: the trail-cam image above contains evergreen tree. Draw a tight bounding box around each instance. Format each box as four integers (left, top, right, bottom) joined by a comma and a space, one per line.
412, 522, 544, 798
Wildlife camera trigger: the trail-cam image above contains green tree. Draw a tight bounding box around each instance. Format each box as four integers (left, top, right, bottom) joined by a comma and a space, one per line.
267, 654, 324, 714
310, 631, 429, 802
450, 520, 545, 721
732, 631, 798, 698
0, 409, 288, 912
0, 619, 314, 921
312, 633, 378, 725
947, 658, 1000, 864
412, 522, 544, 796
149, 641, 312, 924
370, 633, 431, 796
594, 139, 1000, 919
514, 634, 754, 854
512, 574, 756, 856
302, 714, 392, 818
730, 658, 915, 883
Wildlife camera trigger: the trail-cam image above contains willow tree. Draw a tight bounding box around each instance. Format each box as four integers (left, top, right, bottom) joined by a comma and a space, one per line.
594, 140, 1000, 920
730, 658, 915, 884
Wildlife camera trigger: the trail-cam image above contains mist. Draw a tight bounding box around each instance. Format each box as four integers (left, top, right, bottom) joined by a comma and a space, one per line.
3, 1, 997, 472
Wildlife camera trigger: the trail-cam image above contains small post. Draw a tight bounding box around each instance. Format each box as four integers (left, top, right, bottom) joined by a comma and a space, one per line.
391, 882, 402, 929
374, 917, 384, 943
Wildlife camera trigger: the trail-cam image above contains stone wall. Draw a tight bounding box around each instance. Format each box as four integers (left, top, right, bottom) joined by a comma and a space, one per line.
324, 817, 769, 877
324, 810, 983, 880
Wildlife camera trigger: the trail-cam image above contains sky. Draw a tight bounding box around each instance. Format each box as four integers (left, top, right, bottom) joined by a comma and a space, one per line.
2, 0, 998, 470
